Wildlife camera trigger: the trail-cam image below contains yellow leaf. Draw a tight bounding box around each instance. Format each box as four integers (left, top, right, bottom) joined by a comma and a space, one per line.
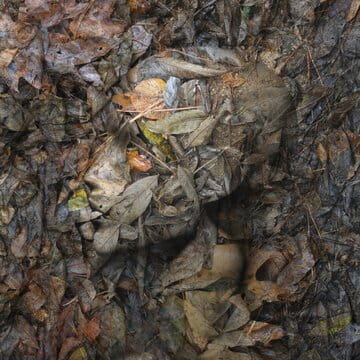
69, 346, 88, 360
68, 188, 89, 211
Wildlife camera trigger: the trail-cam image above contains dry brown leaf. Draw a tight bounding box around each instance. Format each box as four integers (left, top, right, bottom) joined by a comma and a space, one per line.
347, 0, 360, 21
243, 321, 285, 345
128, 0, 153, 14
316, 142, 328, 163
69, 0, 127, 39
245, 247, 288, 305
211, 321, 284, 347
0, 48, 17, 68
184, 300, 218, 350
220, 72, 247, 88
112, 78, 167, 119
11, 226, 27, 258
211, 244, 245, 279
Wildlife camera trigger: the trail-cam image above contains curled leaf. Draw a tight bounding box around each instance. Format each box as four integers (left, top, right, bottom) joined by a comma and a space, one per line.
127, 150, 152, 172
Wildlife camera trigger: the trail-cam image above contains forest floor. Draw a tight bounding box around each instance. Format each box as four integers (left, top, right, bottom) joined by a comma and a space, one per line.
0, 1, 359, 359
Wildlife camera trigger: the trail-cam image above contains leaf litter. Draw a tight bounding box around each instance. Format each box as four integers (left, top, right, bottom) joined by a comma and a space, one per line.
0, 0, 359, 359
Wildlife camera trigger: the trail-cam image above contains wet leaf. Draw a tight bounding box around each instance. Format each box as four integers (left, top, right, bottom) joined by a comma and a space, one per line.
127, 150, 152, 172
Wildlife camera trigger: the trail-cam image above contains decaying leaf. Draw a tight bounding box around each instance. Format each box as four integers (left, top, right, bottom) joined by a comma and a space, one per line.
82, 316, 101, 343
128, 56, 228, 83
245, 237, 315, 307
224, 294, 251, 332
109, 175, 158, 222
69, 0, 127, 39
145, 109, 207, 135
184, 299, 218, 351
93, 218, 121, 254
347, 0, 360, 21
211, 321, 285, 347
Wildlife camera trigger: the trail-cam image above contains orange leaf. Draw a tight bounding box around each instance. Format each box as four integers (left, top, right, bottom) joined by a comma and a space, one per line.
127, 150, 152, 172
112, 78, 167, 120
221, 72, 246, 88
83, 316, 100, 343
133, 78, 166, 96
112, 93, 135, 111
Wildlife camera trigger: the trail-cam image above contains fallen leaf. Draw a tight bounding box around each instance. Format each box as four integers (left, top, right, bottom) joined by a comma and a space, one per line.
184, 300, 218, 350
0, 205, 16, 225
11, 226, 27, 258
113, 78, 167, 119
347, 0, 360, 21
210, 244, 245, 279
200, 344, 254, 360
220, 72, 247, 88
45, 38, 115, 74
69, 0, 127, 39
0, 48, 17, 68
82, 316, 101, 343
186, 290, 233, 325
127, 150, 152, 171
96, 304, 126, 358
93, 218, 120, 254
68, 188, 90, 211
146, 109, 207, 135
109, 175, 158, 223
128, 0, 153, 14
224, 294, 250, 332
68, 346, 88, 360
211, 321, 285, 347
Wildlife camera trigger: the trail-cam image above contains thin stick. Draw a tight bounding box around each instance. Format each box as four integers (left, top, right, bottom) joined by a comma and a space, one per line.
117, 105, 200, 113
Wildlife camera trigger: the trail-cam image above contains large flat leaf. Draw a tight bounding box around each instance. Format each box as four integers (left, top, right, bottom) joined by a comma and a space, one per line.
93, 218, 120, 254
109, 175, 158, 224
145, 110, 206, 135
